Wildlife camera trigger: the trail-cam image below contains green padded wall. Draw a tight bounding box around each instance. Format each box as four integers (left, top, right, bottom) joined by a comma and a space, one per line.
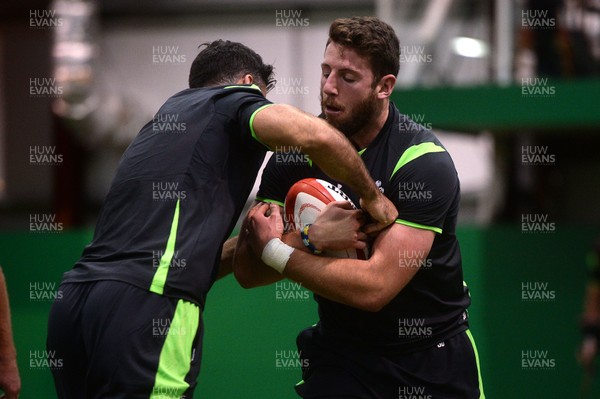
390, 78, 600, 133
1, 225, 599, 398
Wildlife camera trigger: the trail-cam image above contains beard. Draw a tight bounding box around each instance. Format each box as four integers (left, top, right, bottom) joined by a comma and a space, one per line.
320, 89, 381, 139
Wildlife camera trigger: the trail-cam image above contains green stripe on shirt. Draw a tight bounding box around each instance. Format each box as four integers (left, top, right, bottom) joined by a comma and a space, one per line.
150, 199, 181, 295
255, 197, 285, 207
224, 84, 261, 92
249, 104, 275, 150
395, 218, 442, 234
390, 142, 446, 180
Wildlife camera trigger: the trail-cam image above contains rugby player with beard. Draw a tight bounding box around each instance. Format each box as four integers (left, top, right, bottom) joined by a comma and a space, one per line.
235, 17, 485, 399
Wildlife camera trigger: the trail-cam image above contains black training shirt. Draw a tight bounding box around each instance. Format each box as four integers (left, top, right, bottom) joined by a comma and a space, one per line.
257, 103, 471, 352
63, 85, 272, 308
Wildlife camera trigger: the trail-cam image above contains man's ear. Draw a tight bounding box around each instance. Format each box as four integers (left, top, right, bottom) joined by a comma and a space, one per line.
240, 74, 254, 85
376, 74, 396, 99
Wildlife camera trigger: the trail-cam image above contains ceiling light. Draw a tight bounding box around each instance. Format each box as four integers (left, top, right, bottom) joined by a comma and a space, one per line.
451, 37, 489, 58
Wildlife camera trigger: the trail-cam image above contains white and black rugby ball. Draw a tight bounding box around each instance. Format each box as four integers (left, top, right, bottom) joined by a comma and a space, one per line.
284, 178, 369, 260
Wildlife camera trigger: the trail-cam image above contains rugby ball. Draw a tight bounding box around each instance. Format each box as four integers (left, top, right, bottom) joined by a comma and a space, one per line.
284, 178, 369, 259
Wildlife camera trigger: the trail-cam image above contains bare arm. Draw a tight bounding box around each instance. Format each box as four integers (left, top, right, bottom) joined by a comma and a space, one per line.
233, 201, 368, 289
233, 202, 284, 288
245, 203, 434, 312
216, 236, 238, 280
0, 269, 21, 399
283, 223, 434, 312
579, 281, 600, 369
252, 104, 397, 232
582, 282, 600, 324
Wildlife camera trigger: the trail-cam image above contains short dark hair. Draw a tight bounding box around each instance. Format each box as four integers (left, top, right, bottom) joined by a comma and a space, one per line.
327, 17, 400, 83
189, 40, 275, 91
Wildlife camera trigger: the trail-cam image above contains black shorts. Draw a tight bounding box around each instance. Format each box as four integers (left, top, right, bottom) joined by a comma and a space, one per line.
46, 280, 203, 399
295, 325, 484, 399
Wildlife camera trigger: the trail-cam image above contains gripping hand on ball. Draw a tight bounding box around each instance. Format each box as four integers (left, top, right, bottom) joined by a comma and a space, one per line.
310, 201, 368, 252
247, 203, 285, 256
360, 192, 398, 235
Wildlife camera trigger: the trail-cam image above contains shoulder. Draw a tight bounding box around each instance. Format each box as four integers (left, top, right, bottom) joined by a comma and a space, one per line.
384, 106, 438, 153
388, 112, 455, 181
214, 85, 266, 102
169, 85, 268, 107
262, 154, 314, 184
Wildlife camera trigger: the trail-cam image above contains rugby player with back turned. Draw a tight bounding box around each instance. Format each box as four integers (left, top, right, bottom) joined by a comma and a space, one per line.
46, 39, 396, 398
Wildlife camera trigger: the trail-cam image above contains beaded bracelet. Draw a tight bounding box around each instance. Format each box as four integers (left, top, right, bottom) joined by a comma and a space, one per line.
301, 224, 322, 255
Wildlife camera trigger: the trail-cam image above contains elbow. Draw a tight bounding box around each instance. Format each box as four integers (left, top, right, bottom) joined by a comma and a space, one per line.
233, 272, 251, 289
353, 286, 394, 313
232, 267, 257, 289
233, 274, 256, 290
232, 259, 257, 289
237, 280, 256, 290
357, 295, 388, 313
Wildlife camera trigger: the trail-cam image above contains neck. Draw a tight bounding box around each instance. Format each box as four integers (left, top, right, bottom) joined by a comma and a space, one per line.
349, 101, 389, 150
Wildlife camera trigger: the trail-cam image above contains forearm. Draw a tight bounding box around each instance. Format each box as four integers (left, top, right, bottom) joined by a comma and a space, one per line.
253, 105, 379, 201
0, 273, 16, 361
217, 237, 237, 280
581, 283, 600, 344
233, 228, 283, 288
233, 228, 315, 288
300, 121, 379, 202
283, 250, 384, 311
278, 224, 426, 312
582, 283, 600, 324
243, 204, 413, 311
282, 229, 387, 310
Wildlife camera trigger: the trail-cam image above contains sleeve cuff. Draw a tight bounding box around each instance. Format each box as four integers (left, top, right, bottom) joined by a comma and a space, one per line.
255, 196, 285, 207
395, 219, 442, 234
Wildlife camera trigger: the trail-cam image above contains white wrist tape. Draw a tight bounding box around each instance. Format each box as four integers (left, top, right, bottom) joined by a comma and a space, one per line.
261, 238, 294, 274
